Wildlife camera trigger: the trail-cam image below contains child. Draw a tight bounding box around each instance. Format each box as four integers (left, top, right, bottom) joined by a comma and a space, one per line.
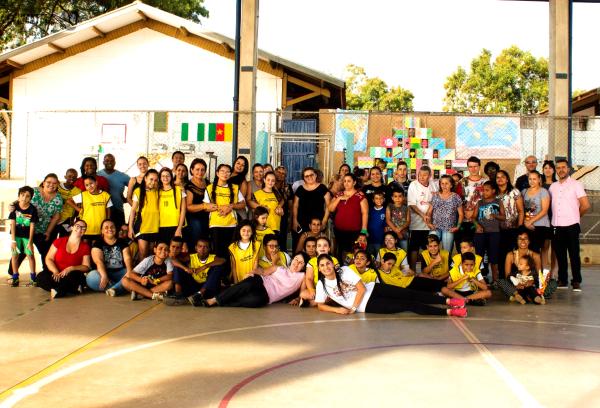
344, 233, 367, 265
378, 252, 452, 295
367, 191, 387, 257
511, 254, 545, 305
158, 168, 187, 243
295, 217, 325, 254
121, 241, 174, 300
420, 234, 450, 281
164, 237, 225, 306
8, 186, 39, 286
128, 170, 160, 262
473, 181, 505, 285
303, 237, 318, 258
67, 175, 112, 245
348, 249, 378, 283
385, 189, 410, 252
229, 220, 261, 284
56, 169, 81, 237
450, 237, 484, 271
252, 206, 275, 259
302, 237, 340, 306
375, 231, 406, 269
446, 252, 491, 306
259, 234, 292, 268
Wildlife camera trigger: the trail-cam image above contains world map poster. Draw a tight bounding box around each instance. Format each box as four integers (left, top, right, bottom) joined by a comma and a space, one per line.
335, 110, 369, 153
455, 117, 521, 159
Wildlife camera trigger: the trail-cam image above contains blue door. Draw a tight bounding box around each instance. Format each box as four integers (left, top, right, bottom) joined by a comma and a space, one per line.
281, 119, 317, 183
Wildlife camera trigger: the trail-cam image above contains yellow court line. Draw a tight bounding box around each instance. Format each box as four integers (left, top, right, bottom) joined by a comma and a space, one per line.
0, 303, 162, 401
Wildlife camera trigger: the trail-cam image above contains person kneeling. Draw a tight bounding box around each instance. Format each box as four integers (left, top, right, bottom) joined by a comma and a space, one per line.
445, 252, 492, 306
122, 241, 173, 301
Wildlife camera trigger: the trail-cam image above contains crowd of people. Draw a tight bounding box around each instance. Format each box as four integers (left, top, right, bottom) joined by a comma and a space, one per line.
6, 151, 590, 317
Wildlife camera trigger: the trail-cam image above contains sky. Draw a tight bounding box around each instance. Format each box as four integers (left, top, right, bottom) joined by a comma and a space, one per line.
200, 0, 600, 112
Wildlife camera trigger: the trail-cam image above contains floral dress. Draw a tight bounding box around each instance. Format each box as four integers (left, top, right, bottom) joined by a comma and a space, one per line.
30, 188, 63, 234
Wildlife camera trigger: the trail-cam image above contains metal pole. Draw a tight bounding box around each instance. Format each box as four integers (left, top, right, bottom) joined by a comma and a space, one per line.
567, 0, 573, 165
232, 0, 242, 161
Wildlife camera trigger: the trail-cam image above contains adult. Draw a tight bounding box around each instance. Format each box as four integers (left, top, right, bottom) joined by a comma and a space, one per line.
202, 252, 310, 308
36, 219, 91, 298
292, 166, 330, 253
484, 161, 500, 182
74, 157, 109, 192
98, 154, 130, 230
338, 164, 351, 177
541, 160, 558, 278
126, 156, 149, 206
174, 163, 189, 187
362, 166, 387, 207
274, 165, 295, 253
246, 163, 264, 219
87, 219, 133, 296
250, 171, 284, 234
353, 167, 369, 190
542, 160, 557, 190
185, 158, 209, 253
407, 166, 438, 271
327, 174, 343, 255
522, 170, 551, 270
496, 170, 524, 265
229, 156, 250, 220
427, 174, 463, 253
515, 155, 538, 192
171, 151, 185, 169
549, 159, 589, 291
456, 156, 488, 252
263, 163, 274, 174
328, 173, 369, 259
388, 161, 410, 205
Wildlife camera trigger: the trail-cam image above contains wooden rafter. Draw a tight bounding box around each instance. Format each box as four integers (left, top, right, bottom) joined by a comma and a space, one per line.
287, 75, 330, 97
91, 26, 105, 38
0, 96, 9, 104
137, 10, 148, 21
6, 60, 23, 70
282, 74, 330, 108
179, 26, 190, 37
221, 42, 232, 53
48, 43, 65, 54
0, 76, 9, 85
282, 73, 288, 107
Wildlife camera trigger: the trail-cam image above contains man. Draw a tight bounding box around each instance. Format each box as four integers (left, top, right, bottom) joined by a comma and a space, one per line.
98, 154, 130, 230
549, 159, 589, 291
387, 161, 410, 205
406, 166, 438, 271
155, 151, 185, 171
456, 156, 488, 252
515, 155, 538, 191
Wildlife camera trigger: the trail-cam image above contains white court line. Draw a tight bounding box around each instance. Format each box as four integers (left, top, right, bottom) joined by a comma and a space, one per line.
583, 218, 600, 238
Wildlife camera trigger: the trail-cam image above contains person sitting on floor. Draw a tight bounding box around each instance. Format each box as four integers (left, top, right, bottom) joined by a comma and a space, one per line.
122, 241, 174, 301
419, 234, 450, 281
445, 252, 491, 306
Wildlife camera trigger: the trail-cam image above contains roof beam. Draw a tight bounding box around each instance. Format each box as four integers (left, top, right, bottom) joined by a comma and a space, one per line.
0, 76, 9, 85
91, 26, 105, 38
137, 10, 148, 22
179, 26, 190, 37
221, 42, 232, 53
6, 60, 23, 70
48, 43, 65, 54
284, 91, 320, 108
287, 75, 330, 98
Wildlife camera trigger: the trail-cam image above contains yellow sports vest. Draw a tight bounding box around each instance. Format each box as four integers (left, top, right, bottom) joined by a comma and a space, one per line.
378, 266, 414, 288
258, 252, 290, 269
159, 186, 187, 228
348, 264, 378, 283
57, 184, 81, 222
452, 253, 483, 270
255, 226, 275, 258
421, 249, 450, 277
308, 256, 340, 286
129, 241, 138, 259
253, 189, 281, 231
190, 253, 216, 284
133, 188, 160, 234
449, 265, 481, 292
80, 191, 111, 235
378, 248, 407, 265
206, 184, 240, 227
229, 241, 261, 282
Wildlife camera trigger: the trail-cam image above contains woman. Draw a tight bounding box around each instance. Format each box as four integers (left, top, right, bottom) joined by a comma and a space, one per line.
326, 174, 343, 255
328, 173, 369, 260
174, 163, 189, 187
87, 219, 133, 296
427, 174, 463, 253
185, 159, 209, 253
484, 162, 500, 182
363, 166, 386, 207
522, 170, 551, 270
263, 163, 274, 174
229, 156, 250, 220
126, 156, 149, 206
314, 255, 466, 316
339, 164, 351, 177
158, 167, 187, 243
496, 170, 524, 265
353, 167, 369, 190
36, 219, 91, 299
201, 252, 310, 308
250, 171, 284, 234
129, 169, 160, 262
542, 160, 558, 278
74, 157, 109, 192
259, 234, 291, 268
274, 165, 294, 252
246, 163, 264, 219
293, 166, 331, 253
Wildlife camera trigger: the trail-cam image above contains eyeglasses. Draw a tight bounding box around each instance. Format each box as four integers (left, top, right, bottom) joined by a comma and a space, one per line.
219, 171, 231, 175
267, 245, 280, 249
384, 238, 395, 242
74, 225, 87, 231
119, 229, 128, 233
304, 173, 316, 178
525, 161, 537, 164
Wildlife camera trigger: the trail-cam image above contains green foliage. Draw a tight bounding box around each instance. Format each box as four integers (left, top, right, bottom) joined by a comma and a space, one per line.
0, 1, 209, 51
343, 64, 414, 112
572, 88, 586, 99
442, 46, 549, 115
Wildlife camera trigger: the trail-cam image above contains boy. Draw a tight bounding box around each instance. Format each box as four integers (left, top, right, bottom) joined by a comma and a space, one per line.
122, 241, 173, 300
56, 169, 81, 237
367, 191, 387, 257
164, 237, 225, 306
446, 252, 491, 306
419, 234, 450, 281
450, 237, 484, 271
8, 186, 39, 286
386, 188, 410, 252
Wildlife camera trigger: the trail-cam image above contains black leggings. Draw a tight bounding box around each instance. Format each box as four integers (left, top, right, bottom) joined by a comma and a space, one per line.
405, 277, 447, 292
36, 269, 86, 294
517, 286, 540, 302
210, 227, 236, 278
333, 228, 360, 260
215, 275, 269, 308
365, 283, 447, 315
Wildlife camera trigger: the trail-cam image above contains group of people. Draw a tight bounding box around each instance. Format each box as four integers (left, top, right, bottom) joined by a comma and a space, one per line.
6, 150, 589, 317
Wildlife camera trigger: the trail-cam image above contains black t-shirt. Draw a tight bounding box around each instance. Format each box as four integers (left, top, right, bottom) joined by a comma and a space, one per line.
184, 180, 208, 220
9, 204, 40, 239
295, 184, 329, 226
362, 183, 387, 207
92, 238, 128, 272
386, 179, 410, 205
515, 174, 530, 192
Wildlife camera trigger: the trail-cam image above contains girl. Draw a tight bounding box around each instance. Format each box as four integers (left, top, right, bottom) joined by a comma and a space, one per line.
315, 255, 467, 317
128, 169, 159, 262
302, 237, 340, 306
158, 168, 187, 243
127, 157, 149, 206
348, 249, 378, 283
185, 158, 209, 253
252, 206, 275, 258
295, 217, 325, 254
250, 171, 284, 234
74, 157, 109, 192
263, 163, 274, 174
375, 231, 406, 269
385, 189, 410, 252
522, 170, 551, 269
228, 220, 261, 284
174, 163, 189, 187
511, 254, 545, 305
246, 163, 264, 219
67, 175, 112, 245
259, 234, 291, 268
473, 181, 506, 285
344, 233, 368, 265
229, 156, 250, 220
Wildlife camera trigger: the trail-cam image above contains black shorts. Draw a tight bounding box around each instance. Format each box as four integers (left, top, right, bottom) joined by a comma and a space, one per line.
158, 226, 178, 243
408, 230, 430, 252
136, 233, 159, 243
457, 290, 475, 297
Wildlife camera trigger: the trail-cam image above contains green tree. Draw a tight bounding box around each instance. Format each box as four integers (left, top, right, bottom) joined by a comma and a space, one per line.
442, 46, 549, 115
0, 1, 209, 51
343, 64, 414, 111
572, 88, 586, 99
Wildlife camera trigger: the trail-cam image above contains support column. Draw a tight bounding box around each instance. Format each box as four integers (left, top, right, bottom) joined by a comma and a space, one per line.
548, 0, 570, 161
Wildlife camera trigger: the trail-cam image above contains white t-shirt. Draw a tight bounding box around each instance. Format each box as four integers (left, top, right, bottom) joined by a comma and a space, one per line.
315, 266, 375, 312
407, 180, 438, 230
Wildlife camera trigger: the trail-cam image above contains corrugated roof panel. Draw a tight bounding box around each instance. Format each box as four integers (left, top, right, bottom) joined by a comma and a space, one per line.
95, 11, 141, 33
53, 30, 98, 48
10, 47, 56, 64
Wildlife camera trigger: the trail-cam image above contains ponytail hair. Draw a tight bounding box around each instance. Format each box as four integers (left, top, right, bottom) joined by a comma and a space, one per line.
137, 169, 159, 215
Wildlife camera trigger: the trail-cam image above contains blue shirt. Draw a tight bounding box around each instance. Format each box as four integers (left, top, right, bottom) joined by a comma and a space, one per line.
367, 207, 386, 246
98, 169, 130, 212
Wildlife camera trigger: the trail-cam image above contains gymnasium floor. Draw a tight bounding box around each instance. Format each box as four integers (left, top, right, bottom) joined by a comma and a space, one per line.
1, 260, 599, 408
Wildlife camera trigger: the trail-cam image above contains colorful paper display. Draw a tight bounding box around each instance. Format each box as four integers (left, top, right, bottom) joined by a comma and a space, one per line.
381, 137, 398, 148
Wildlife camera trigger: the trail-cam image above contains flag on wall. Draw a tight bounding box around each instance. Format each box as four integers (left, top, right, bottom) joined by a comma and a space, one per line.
181, 123, 232, 141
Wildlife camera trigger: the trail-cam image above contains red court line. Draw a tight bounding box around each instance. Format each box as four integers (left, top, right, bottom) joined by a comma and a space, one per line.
218, 342, 600, 407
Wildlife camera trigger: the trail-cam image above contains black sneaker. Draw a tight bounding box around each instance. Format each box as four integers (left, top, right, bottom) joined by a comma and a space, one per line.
188, 292, 204, 307
163, 292, 189, 306
469, 298, 486, 306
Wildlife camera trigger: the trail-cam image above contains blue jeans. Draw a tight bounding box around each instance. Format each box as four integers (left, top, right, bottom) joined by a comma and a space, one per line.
398, 239, 408, 253
173, 265, 223, 297
86, 268, 127, 293
432, 229, 455, 254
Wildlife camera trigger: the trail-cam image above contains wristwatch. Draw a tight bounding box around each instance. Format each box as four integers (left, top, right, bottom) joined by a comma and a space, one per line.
351, 306, 357, 312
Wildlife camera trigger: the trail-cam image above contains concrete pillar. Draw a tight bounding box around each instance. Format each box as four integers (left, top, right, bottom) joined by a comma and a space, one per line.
237, 0, 259, 158
548, 0, 570, 161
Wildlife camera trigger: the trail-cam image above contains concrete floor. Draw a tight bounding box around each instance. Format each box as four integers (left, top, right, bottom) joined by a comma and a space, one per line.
1, 258, 599, 408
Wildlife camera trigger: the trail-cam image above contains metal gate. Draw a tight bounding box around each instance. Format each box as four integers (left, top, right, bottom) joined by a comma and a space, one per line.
268, 132, 333, 183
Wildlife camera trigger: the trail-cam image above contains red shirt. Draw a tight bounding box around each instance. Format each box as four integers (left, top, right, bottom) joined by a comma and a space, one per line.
74, 176, 109, 192
333, 190, 365, 231
52, 237, 91, 271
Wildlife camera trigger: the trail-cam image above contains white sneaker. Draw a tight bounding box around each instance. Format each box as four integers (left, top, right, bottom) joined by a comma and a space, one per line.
50, 289, 58, 299
106, 288, 117, 297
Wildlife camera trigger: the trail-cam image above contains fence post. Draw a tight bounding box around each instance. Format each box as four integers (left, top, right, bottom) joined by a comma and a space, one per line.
532, 115, 537, 159
145, 111, 150, 158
